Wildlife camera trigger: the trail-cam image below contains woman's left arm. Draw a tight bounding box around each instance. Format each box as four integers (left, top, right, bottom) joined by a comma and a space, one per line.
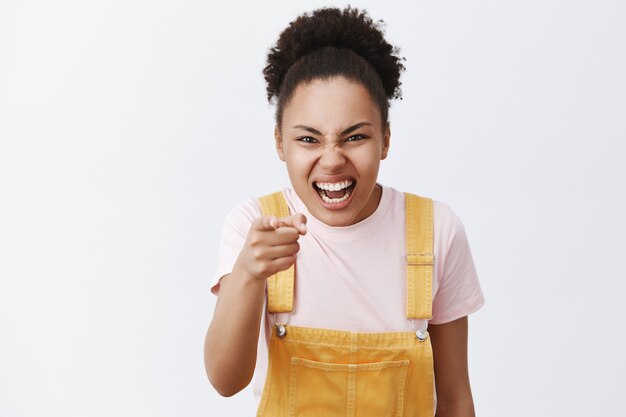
428, 316, 476, 417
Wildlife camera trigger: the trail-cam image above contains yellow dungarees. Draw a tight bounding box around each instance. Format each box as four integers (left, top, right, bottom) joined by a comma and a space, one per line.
256, 191, 435, 417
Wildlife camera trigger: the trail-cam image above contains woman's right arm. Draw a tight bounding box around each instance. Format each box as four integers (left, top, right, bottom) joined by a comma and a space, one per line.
204, 214, 307, 397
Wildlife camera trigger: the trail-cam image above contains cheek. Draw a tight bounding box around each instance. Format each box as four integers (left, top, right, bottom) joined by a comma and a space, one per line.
351, 147, 381, 174
285, 150, 316, 179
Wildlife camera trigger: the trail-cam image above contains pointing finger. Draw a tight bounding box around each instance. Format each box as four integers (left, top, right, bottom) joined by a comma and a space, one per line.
275, 214, 307, 234
255, 215, 279, 231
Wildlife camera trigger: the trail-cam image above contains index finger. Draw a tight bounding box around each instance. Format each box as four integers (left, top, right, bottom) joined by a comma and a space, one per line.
275, 214, 307, 234
254, 215, 280, 231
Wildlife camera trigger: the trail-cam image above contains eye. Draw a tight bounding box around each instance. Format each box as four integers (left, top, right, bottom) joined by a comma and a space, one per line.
346, 134, 366, 142
297, 136, 318, 144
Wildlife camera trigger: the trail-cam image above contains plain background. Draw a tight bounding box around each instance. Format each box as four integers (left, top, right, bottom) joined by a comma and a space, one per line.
1, 0, 625, 416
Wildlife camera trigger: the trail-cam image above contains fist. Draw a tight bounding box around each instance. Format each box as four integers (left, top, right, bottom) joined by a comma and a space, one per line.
238, 213, 307, 281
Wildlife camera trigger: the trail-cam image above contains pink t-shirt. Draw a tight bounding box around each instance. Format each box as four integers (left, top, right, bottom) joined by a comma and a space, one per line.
210, 183, 485, 404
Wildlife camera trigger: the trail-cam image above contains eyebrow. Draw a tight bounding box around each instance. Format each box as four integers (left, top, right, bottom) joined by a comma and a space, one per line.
292, 121, 373, 136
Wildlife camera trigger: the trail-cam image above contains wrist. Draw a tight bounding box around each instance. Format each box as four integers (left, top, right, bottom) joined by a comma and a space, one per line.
231, 259, 265, 288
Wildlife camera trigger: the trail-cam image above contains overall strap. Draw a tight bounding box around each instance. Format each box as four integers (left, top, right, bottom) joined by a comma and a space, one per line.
404, 193, 434, 320
257, 191, 295, 314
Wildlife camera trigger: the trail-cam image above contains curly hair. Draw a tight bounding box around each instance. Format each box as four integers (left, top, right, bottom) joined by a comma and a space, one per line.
263, 6, 406, 128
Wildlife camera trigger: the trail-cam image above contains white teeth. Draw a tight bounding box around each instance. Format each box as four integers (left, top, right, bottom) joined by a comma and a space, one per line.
318, 186, 353, 204
314, 180, 354, 191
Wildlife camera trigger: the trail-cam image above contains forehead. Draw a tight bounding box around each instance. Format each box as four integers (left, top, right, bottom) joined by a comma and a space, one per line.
282, 77, 382, 130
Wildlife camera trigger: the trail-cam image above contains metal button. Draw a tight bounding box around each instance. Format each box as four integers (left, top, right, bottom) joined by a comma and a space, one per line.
276, 324, 287, 338
415, 330, 428, 341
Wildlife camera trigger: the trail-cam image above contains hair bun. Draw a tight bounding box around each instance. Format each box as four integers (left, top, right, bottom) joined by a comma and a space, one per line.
264, 6, 406, 103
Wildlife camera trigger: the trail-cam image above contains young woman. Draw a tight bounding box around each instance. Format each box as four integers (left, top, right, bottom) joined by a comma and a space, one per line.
205, 6, 485, 416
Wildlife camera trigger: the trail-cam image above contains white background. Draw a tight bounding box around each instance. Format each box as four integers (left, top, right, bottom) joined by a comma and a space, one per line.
1, 0, 625, 416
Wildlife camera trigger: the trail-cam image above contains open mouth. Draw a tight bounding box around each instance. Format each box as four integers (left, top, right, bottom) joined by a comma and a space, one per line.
313, 179, 357, 204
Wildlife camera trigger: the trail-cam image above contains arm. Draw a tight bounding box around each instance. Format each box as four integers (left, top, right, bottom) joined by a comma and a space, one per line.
429, 316, 476, 417
204, 263, 266, 397
204, 214, 307, 397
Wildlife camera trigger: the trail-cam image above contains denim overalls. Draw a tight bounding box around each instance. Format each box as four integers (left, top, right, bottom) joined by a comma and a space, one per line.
255, 191, 435, 417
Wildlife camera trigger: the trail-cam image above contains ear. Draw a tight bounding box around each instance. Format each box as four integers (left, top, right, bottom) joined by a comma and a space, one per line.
381, 122, 391, 160
275, 125, 285, 161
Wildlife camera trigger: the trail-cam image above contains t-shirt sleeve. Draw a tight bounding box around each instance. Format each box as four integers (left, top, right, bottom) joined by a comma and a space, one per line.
210, 198, 262, 296
430, 205, 485, 325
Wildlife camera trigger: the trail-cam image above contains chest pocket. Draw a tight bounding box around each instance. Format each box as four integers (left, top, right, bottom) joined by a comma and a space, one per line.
287, 357, 410, 417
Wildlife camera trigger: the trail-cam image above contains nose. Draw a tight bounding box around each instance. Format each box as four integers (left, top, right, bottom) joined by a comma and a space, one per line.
319, 143, 346, 171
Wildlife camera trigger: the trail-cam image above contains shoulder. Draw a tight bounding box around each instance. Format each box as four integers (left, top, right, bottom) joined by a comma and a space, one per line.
392, 187, 463, 233
226, 196, 262, 220
432, 200, 471, 253
433, 200, 463, 234
220, 197, 263, 239
394, 188, 468, 251
225, 188, 300, 223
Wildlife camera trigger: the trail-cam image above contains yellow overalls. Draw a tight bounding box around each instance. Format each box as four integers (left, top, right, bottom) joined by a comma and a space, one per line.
256, 191, 435, 417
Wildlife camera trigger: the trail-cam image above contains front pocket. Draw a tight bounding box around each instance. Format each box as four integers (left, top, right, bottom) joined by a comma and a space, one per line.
288, 357, 410, 417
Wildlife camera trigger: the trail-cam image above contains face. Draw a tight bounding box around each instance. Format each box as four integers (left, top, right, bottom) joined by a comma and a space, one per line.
275, 76, 390, 227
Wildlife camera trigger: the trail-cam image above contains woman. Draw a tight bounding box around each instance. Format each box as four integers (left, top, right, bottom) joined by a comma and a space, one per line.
205, 6, 485, 416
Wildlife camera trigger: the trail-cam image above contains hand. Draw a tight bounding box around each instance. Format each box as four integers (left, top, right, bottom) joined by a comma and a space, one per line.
236, 213, 307, 281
